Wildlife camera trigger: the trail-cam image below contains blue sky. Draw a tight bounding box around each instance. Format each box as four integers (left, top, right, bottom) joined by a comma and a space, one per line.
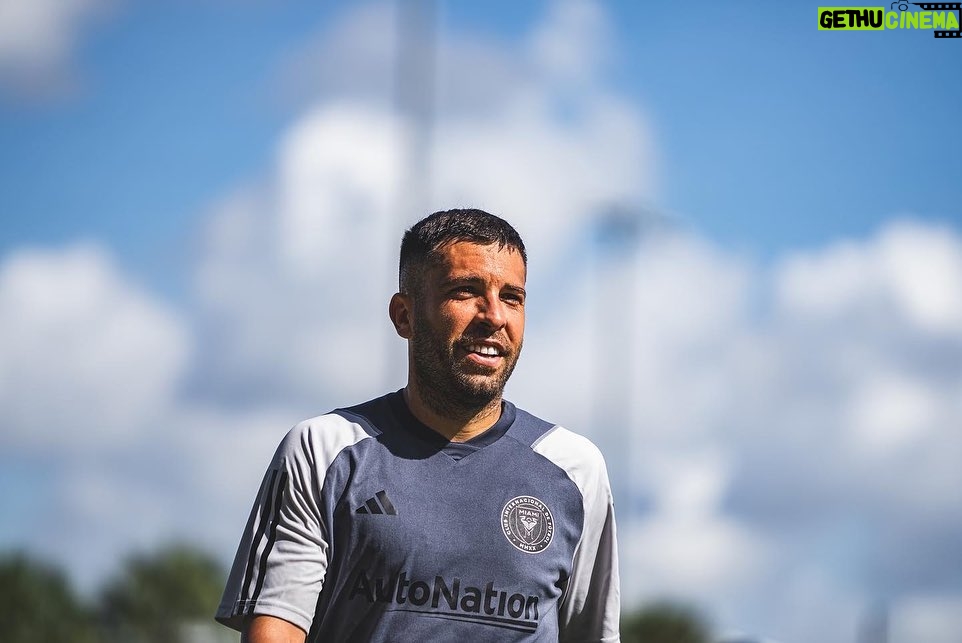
2, 1, 957, 297
1, 2, 961, 642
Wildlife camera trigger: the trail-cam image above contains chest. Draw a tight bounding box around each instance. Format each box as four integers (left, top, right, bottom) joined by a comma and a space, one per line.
324, 440, 585, 594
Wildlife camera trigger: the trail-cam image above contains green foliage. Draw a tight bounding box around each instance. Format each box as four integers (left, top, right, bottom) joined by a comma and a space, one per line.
98, 542, 229, 643
0, 552, 99, 643
621, 600, 711, 643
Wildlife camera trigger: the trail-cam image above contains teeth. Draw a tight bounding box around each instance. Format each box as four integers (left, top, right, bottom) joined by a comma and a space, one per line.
469, 344, 500, 356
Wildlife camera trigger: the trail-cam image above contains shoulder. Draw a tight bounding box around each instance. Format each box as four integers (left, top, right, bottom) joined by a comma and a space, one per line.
533, 425, 604, 462
508, 403, 606, 472
275, 410, 376, 469
531, 425, 610, 503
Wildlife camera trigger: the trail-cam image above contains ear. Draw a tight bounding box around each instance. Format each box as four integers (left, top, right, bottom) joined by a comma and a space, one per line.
389, 292, 414, 339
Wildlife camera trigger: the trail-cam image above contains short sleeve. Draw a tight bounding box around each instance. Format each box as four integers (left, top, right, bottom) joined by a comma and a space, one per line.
534, 427, 621, 643
215, 417, 369, 633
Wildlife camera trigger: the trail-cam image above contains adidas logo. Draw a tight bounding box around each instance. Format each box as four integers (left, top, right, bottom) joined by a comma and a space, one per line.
355, 490, 397, 515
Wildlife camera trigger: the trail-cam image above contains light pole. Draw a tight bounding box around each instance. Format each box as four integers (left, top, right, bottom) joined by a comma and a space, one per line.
590, 204, 673, 514
386, 0, 437, 388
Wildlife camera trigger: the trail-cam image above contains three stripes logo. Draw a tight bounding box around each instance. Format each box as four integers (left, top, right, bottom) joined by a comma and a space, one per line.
235, 468, 288, 615
356, 490, 398, 515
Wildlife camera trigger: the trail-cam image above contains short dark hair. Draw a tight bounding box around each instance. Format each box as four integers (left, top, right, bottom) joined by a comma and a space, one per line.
399, 208, 527, 293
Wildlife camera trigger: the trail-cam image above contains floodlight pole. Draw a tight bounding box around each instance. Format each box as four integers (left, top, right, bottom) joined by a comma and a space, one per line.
591, 205, 674, 515
388, 0, 437, 388
591, 206, 643, 514
394, 0, 436, 225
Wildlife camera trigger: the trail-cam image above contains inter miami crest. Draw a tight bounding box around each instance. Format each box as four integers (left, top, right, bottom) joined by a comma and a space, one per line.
501, 496, 554, 553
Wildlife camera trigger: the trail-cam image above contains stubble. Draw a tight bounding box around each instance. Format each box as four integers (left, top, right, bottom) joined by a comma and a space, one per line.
409, 309, 521, 422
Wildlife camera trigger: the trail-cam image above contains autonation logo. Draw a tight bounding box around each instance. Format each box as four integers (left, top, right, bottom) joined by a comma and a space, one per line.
348, 570, 541, 633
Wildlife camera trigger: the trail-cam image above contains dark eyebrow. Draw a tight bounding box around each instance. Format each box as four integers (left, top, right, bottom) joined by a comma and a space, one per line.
440, 275, 484, 289
440, 275, 526, 296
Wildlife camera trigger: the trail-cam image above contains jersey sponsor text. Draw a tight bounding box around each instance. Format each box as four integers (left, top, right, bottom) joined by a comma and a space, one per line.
347, 570, 540, 632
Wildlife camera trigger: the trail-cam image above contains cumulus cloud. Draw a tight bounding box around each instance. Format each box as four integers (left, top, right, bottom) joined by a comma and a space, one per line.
0, 0, 110, 96
0, 243, 188, 451
191, 0, 655, 412
274, 2, 397, 109
892, 594, 962, 643
190, 104, 403, 410
526, 0, 611, 90
515, 220, 962, 642
0, 242, 196, 587
777, 220, 962, 337
1, 3, 961, 643
189, 98, 962, 643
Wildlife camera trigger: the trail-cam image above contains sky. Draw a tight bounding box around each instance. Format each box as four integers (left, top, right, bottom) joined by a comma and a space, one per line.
1, 1, 961, 642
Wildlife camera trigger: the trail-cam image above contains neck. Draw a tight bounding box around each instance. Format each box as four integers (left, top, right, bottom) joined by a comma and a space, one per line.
402, 385, 502, 442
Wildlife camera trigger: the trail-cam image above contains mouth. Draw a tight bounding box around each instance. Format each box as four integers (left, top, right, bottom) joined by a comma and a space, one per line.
460, 341, 506, 369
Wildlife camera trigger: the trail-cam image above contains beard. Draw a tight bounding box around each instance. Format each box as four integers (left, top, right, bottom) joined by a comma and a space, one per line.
410, 315, 521, 420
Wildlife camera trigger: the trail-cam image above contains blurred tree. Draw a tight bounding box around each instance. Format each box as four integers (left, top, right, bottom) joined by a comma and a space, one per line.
99, 542, 230, 643
621, 601, 711, 643
0, 552, 99, 643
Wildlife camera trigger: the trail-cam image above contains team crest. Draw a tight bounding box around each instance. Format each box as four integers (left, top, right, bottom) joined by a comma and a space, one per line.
501, 496, 554, 553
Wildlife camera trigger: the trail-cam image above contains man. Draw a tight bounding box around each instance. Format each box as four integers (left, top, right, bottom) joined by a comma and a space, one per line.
216, 209, 620, 642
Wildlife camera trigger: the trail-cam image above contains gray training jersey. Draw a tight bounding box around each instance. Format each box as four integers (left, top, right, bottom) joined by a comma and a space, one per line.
216, 391, 620, 642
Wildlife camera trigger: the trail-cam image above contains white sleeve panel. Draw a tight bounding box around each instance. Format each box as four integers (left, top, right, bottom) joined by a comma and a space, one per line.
534, 426, 621, 643
216, 414, 370, 633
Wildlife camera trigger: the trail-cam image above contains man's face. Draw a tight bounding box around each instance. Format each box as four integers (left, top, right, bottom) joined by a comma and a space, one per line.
408, 241, 526, 413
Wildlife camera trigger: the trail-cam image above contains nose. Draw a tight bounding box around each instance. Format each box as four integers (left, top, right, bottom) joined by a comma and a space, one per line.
475, 291, 507, 330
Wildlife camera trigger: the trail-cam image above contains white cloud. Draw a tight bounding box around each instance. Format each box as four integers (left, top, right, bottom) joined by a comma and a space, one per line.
191, 104, 403, 410
620, 450, 772, 608
275, 102, 401, 279
433, 93, 652, 260
0, 0, 109, 95
845, 372, 940, 457
274, 2, 396, 110
519, 220, 962, 641
0, 243, 188, 451
879, 221, 962, 335
892, 594, 962, 643
623, 514, 769, 603
526, 0, 611, 89
1, 3, 961, 642
187, 5, 962, 639
776, 220, 962, 337
0, 242, 199, 589
191, 0, 655, 411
